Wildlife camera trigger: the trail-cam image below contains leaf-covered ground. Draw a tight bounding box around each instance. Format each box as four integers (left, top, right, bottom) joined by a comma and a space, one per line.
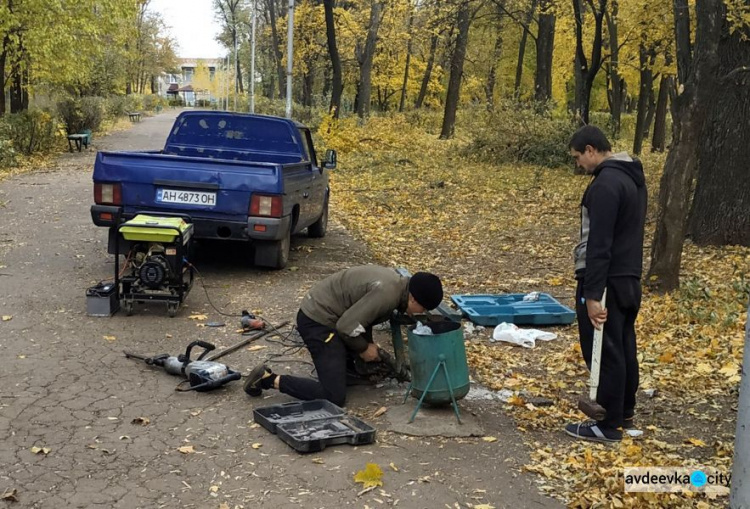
320, 112, 748, 508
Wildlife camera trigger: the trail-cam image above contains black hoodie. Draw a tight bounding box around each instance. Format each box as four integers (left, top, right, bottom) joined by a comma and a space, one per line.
573, 153, 647, 301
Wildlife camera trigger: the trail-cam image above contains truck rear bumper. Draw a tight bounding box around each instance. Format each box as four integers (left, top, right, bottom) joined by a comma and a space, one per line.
92, 205, 290, 243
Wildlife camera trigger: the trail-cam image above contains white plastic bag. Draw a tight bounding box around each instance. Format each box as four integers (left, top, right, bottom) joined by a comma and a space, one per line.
491, 322, 557, 348
413, 321, 433, 335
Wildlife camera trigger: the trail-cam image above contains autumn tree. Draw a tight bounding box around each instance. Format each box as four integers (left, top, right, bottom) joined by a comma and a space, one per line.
324, 0, 344, 115
355, 0, 386, 118
572, 0, 607, 124
439, 0, 475, 138
687, 7, 750, 246
1, 0, 139, 114
647, 0, 723, 291
215, 0, 247, 94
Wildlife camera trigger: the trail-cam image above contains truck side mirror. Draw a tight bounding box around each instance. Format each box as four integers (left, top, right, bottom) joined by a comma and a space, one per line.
323, 149, 337, 169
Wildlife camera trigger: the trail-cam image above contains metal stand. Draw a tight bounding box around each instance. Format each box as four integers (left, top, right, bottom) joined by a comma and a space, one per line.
403, 353, 462, 424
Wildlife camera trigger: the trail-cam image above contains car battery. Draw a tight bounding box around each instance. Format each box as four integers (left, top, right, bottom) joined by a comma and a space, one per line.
86, 282, 119, 317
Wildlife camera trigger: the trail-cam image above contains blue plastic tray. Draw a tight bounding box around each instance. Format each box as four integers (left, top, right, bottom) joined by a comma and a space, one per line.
450, 293, 575, 326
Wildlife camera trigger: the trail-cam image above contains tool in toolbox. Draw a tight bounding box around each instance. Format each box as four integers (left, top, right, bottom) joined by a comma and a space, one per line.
115, 215, 195, 317
124, 340, 241, 392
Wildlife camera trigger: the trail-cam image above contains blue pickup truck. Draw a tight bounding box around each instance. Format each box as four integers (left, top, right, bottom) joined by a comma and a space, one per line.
91, 111, 336, 269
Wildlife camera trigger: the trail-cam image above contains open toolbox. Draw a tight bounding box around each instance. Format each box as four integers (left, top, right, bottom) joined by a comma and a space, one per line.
450, 293, 576, 326
253, 400, 376, 453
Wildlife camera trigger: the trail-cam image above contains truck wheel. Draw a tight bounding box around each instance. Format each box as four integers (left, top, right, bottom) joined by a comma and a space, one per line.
254, 227, 290, 269
308, 200, 328, 238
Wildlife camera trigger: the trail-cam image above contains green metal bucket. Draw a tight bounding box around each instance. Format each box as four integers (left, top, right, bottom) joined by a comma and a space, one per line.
406, 321, 470, 405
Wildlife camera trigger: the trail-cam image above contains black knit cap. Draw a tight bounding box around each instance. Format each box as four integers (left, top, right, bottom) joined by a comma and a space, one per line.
409, 272, 443, 310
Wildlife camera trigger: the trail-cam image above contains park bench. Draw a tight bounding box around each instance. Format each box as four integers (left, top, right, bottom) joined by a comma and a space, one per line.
67, 129, 92, 152
128, 111, 142, 122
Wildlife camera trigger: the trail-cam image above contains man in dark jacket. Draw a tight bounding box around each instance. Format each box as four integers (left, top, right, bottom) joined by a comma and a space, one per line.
565, 125, 647, 443
244, 265, 443, 407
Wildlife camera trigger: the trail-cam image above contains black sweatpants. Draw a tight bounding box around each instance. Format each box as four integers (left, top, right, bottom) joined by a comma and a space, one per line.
576, 276, 641, 429
278, 310, 351, 407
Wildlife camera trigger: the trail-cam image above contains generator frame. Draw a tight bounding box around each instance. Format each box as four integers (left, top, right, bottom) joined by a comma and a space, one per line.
114, 221, 195, 317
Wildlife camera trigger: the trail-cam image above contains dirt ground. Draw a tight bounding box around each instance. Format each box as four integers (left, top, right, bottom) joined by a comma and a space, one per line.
0, 110, 562, 508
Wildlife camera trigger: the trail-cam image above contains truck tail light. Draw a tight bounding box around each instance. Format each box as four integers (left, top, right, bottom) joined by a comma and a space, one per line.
249, 194, 282, 218
94, 183, 122, 205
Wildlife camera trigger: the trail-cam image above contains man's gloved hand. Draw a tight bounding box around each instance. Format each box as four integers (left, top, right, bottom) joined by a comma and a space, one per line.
359, 342, 381, 362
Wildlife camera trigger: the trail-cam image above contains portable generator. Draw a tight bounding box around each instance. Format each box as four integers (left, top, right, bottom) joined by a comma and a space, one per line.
115, 215, 194, 317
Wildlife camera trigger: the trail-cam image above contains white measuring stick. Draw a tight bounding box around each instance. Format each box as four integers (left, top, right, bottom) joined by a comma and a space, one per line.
589, 289, 607, 401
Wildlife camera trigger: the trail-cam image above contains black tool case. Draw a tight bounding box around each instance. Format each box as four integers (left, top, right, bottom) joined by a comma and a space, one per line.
253, 400, 376, 453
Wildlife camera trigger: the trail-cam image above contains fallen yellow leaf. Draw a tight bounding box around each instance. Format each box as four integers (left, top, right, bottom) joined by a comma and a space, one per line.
251, 443, 262, 449
353, 463, 383, 489
209, 485, 219, 493
1, 315, 12, 321
189, 314, 208, 321
103, 335, 116, 342
686, 437, 707, 447
482, 436, 498, 443
178, 445, 195, 454
389, 462, 399, 472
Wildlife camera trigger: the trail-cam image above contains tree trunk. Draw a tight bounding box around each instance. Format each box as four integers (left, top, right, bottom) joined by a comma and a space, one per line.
0, 41, 7, 116
688, 20, 750, 246
651, 74, 672, 151
633, 42, 654, 155
485, 30, 503, 110
605, 0, 622, 137
534, 2, 556, 103
647, 0, 722, 292
302, 70, 314, 108
356, 0, 384, 118
514, 0, 537, 97
323, 0, 343, 118
643, 85, 656, 137
572, 0, 607, 125
673, 0, 692, 86
415, 32, 439, 108
439, 1, 471, 139
399, 13, 415, 112
267, 0, 286, 99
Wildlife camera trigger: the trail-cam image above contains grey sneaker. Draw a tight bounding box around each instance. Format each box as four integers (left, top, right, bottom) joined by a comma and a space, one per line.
565, 421, 622, 443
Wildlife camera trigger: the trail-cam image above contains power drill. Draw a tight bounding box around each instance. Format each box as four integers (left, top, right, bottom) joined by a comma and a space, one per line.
124, 340, 241, 392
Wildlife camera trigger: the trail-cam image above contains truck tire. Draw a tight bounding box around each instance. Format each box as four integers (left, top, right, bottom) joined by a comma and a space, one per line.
308, 199, 328, 238
254, 227, 290, 269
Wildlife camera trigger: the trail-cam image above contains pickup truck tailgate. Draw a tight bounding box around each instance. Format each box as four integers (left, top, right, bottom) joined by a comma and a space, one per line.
95, 151, 283, 221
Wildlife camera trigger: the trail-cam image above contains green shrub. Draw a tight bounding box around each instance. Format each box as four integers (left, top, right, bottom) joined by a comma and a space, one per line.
80, 96, 105, 132
57, 97, 84, 134
0, 119, 17, 167
463, 101, 577, 169
168, 96, 184, 107
125, 94, 144, 113
6, 109, 60, 156
143, 94, 168, 112
105, 95, 130, 119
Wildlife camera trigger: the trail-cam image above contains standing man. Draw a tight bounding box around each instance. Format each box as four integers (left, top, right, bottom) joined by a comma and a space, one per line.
565, 125, 647, 443
244, 265, 443, 407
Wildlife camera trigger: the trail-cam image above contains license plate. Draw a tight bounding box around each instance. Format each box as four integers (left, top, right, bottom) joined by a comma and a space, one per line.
156, 188, 216, 206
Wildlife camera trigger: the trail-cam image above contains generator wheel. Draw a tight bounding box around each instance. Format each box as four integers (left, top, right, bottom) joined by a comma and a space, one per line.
167, 303, 178, 318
